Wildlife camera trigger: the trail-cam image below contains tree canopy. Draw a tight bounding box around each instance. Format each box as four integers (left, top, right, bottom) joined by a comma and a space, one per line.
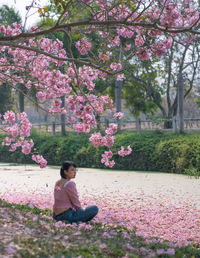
0, 0, 199, 167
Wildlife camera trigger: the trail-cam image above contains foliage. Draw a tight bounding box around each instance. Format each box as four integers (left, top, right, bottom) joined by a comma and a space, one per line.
0, 4, 22, 25
0, 83, 13, 114
1, 131, 200, 174
0, 5, 23, 113
154, 136, 200, 173
184, 166, 200, 179
123, 51, 162, 118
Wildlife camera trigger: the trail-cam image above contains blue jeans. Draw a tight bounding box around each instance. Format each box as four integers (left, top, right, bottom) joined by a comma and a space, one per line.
53, 205, 98, 224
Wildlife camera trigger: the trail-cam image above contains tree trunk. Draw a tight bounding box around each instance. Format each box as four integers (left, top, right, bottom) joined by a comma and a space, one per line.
18, 84, 25, 112
115, 45, 122, 130
177, 72, 184, 133
164, 119, 172, 129
44, 113, 48, 132
115, 80, 122, 113
172, 116, 177, 132
115, 79, 122, 130
52, 121, 56, 135
136, 117, 141, 133
61, 96, 66, 136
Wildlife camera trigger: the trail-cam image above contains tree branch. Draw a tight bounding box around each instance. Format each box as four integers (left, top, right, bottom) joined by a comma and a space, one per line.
0, 42, 119, 75
166, 40, 174, 110
0, 19, 199, 44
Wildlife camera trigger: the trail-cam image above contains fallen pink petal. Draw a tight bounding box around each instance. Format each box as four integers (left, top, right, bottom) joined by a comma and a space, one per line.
0, 165, 199, 247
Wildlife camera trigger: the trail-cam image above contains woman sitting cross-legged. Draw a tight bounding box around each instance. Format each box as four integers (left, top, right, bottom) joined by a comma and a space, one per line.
53, 161, 98, 224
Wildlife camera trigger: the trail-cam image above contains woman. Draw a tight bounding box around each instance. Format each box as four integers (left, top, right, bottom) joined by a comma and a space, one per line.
53, 161, 98, 223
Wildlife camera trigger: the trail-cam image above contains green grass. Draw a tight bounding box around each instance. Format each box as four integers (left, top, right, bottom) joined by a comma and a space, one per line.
0, 199, 199, 257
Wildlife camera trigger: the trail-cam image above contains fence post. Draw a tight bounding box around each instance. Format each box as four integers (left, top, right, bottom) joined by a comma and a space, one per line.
136, 118, 141, 133
52, 121, 55, 135
45, 123, 48, 132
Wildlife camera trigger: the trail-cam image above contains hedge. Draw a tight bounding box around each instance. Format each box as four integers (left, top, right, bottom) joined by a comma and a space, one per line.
0, 131, 200, 174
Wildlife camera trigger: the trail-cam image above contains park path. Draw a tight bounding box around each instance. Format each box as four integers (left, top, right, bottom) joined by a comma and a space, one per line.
0, 163, 199, 208
0, 163, 200, 244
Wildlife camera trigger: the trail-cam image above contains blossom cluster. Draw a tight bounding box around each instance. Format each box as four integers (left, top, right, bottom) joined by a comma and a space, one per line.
75, 37, 92, 55
99, 52, 110, 61
110, 63, 122, 71
101, 150, 115, 168
32, 154, 47, 168
1, 111, 47, 168
118, 146, 132, 157
89, 121, 132, 167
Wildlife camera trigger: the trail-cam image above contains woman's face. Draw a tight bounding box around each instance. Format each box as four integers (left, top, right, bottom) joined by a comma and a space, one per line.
64, 165, 77, 179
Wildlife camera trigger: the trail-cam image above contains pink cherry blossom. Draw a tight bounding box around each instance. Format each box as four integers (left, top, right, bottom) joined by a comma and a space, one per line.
99, 243, 107, 249
109, 36, 120, 47
117, 27, 134, 38
163, 38, 173, 49
105, 123, 118, 135
89, 132, 103, 147
110, 63, 122, 71
113, 112, 124, 120
32, 154, 47, 168
99, 52, 110, 61
6, 245, 16, 254
136, 48, 151, 60
102, 135, 114, 147
117, 73, 125, 81
101, 150, 115, 167
75, 37, 92, 55
22, 140, 33, 155
135, 35, 145, 47
10, 124, 18, 138
125, 43, 131, 51
3, 111, 15, 124
156, 249, 165, 255
118, 146, 132, 157
166, 248, 175, 255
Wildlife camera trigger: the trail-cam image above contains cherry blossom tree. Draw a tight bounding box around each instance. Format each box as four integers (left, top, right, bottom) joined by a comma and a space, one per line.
0, 0, 199, 168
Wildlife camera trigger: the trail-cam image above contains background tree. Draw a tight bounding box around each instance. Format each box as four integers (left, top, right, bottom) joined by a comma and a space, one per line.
0, 4, 21, 25
122, 37, 200, 129
122, 60, 162, 117
0, 5, 22, 114
158, 37, 200, 128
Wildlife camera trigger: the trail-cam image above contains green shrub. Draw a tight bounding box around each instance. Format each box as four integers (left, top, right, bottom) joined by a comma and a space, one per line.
56, 135, 89, 164
1, 131, 200, 174
37, 136, 61, 165
184, 166, 200, 179
154, 136, 200, 173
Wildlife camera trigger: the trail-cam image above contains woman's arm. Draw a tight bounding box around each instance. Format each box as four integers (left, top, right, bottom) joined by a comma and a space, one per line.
65, 181, 82, 210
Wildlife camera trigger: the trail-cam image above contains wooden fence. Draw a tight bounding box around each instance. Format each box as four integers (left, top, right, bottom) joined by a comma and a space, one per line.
30, 118, 200, 135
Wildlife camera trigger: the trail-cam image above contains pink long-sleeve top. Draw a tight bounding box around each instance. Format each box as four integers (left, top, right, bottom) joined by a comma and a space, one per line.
53, 180, 82, 210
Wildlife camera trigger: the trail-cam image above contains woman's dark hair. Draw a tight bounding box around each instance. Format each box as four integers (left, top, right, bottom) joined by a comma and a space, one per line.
60, 161, 77, 179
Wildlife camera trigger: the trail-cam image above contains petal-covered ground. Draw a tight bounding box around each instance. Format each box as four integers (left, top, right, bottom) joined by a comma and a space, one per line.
0, 164, 200, 247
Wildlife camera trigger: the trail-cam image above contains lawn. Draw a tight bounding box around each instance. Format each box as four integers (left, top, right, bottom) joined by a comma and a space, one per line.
0, 199, 200, 257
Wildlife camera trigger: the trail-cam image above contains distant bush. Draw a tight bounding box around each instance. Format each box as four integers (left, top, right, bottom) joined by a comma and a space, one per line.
1, 131, 200, 174
153, 136, 200, 173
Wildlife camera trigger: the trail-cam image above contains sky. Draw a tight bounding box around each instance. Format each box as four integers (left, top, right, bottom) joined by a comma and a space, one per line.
0, 0, 49, 27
